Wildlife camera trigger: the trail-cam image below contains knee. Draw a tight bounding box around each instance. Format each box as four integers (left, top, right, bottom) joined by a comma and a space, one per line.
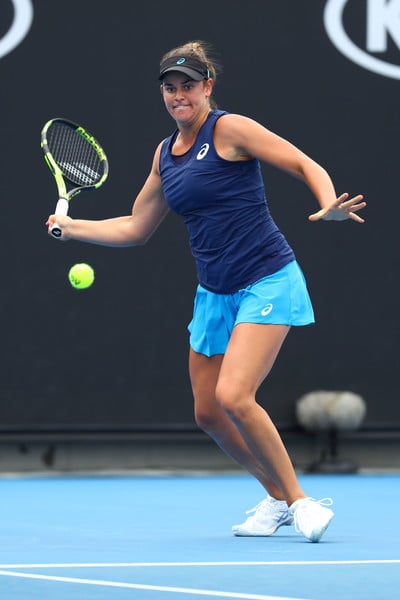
215, 379, 252, 423
194, 407, 213, 432
194, 401, 223, 433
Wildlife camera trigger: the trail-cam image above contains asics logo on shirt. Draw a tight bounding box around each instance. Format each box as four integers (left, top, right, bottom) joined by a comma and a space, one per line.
196, 143, 209, 160
261, 304, 273, 316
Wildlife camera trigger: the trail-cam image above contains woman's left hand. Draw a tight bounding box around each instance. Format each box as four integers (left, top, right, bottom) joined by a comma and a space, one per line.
308, 193, 366, 223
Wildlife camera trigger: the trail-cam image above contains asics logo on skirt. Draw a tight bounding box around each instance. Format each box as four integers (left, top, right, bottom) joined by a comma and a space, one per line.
261, 304, 273, 316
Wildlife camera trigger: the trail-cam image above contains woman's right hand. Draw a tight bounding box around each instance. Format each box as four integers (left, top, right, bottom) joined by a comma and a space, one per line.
46, 214, 72, 239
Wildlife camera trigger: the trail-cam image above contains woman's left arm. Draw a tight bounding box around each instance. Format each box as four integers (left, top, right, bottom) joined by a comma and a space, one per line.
216, 114, 366, 223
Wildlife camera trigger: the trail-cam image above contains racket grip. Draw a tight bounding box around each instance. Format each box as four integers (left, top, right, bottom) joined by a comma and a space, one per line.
51, 198, 69, 238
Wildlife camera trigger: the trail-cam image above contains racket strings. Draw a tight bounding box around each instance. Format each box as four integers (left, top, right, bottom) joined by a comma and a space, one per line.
47, 123, 105, 186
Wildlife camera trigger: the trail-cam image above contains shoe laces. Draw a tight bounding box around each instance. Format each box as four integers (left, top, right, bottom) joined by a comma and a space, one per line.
246, 496, 286, 517
245, 499, 269, 516
292, 497, 333, 532
305, 497, 333, 507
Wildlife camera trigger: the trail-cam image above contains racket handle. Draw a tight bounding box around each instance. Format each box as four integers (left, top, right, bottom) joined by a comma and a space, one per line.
51, 198, 69, 238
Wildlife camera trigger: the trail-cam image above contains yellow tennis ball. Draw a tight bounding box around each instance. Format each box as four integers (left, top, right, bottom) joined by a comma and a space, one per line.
68, 263, 95, 289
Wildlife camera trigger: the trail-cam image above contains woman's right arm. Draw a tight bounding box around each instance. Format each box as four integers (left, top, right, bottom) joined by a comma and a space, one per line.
46, 143, 170, 247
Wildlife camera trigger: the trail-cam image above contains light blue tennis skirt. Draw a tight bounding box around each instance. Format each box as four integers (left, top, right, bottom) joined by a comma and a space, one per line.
188, 260, 315, 356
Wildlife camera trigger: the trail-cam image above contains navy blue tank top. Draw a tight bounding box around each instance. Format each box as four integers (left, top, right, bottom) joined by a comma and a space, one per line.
159, 110, 295, 294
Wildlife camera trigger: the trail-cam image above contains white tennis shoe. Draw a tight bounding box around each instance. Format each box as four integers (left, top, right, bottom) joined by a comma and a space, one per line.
290, 497, 334, 542
232, 495, 293, 536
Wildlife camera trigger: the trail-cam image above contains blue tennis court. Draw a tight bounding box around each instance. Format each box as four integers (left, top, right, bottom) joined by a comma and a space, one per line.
0, 472, 398, 599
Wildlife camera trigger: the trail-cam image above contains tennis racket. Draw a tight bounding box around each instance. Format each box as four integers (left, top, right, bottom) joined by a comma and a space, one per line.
41, 118, 109, 237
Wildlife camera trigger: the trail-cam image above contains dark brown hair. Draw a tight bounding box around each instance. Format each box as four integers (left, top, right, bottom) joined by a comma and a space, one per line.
160, 41, 221, 109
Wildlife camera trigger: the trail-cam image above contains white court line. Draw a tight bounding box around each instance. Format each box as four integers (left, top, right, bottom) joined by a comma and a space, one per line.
0, 559, 399, 568
0, 561, 398, 600
0, 570, 307, 600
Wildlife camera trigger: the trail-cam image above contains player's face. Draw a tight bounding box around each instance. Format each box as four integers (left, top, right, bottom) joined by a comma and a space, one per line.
160, 73, 212, 123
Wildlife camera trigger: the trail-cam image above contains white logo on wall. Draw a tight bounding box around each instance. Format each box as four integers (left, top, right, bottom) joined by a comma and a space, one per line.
324, 0, 400, 79
0, 0, 33, 59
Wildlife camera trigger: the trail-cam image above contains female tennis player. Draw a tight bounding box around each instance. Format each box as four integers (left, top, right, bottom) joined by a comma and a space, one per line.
46, 41, 366, 542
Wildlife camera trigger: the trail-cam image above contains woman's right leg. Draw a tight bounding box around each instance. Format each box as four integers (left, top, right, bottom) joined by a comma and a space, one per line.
189, 348, 284, 500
